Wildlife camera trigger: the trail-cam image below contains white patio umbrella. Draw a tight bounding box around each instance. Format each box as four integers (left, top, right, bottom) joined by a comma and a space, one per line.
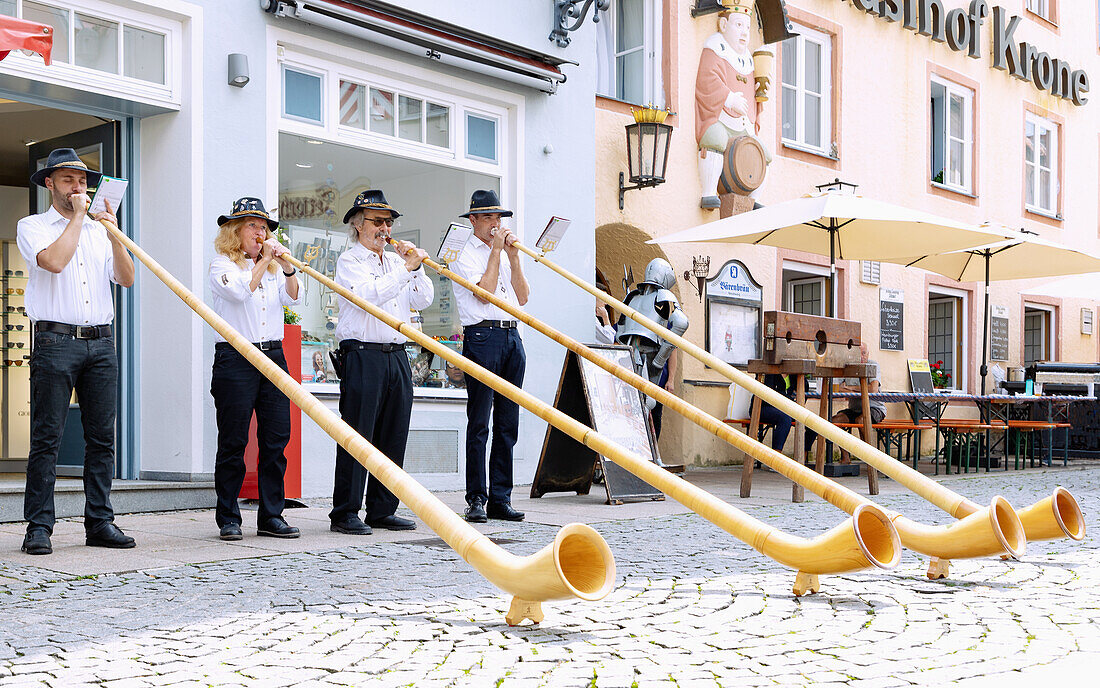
893, 227, 1100, 393
650, 187, 1010, 316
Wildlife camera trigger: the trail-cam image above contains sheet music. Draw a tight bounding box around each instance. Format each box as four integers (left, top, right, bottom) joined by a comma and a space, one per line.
437, 223, 473, 263
535, 216, 571, 252
89, 175, 128, 216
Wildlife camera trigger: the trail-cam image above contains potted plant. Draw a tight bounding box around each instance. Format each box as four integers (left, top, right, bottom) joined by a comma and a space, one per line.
930, 360, 952, 390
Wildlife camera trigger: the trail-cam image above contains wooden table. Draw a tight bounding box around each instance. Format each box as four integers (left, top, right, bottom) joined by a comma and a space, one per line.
739, 360, 879, 502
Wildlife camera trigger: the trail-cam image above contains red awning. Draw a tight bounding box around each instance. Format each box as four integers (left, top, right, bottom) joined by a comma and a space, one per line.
0, 15, 53, 65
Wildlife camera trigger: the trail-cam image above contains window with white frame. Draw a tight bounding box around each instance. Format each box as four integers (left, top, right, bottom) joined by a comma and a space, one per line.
0, 0, 178, 105
1026, 0, 1051, 20
928, 296, 963, 390
595, 0, 665, 107
1024, 306, 1054, 365
780, 24, 832, 156
930, 77, 974, 193
1024, 112, 1059, 215
276, 48, 514, 391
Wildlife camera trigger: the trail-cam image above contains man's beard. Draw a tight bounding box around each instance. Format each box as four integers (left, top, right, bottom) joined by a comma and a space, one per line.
52, 189, 74, 212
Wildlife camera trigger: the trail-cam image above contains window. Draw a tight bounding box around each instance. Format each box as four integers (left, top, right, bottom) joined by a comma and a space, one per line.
930, 77, 974, 194
339, 79, 451, 149
860, 261, 881, 285
1024, 112, 1059, 215
1026, 0, 1051, 20
466, 113, 498, 163
277, 134, 500, 391
928, 297, 961, 389
788, 278, 824, 316
595, 0, 665, 106
1024, 306, 1054, 364
282, 66, 323, 124
780, 24, 832, 156
8, 1, 167, 85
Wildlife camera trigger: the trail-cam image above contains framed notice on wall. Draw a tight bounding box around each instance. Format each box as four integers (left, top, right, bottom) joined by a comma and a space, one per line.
990, 305, 1009, 361
704, 259, 763, 366
879, 287, 903, 351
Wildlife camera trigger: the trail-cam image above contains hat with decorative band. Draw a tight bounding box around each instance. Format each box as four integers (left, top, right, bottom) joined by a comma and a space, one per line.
459, 189, 513, 218
722, 0, 754, 16
343, 189, 402, 225
217, 197, 279, 231
30, 148, 103, 188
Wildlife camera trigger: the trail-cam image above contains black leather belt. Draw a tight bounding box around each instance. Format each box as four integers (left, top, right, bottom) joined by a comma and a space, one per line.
340, 340, 404, 353
467, 320, 518, 329
35, 321, 112, 339
216, 340, 282, 352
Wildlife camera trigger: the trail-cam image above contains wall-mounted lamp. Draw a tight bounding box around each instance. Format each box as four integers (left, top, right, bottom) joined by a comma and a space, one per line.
227, 53, 250, 87
619, 108, 673, 210
683, 255, 711, 302
815, 177, 858, 194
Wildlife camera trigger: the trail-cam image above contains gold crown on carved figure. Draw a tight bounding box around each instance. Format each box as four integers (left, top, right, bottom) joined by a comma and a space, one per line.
722, 0, 754, 17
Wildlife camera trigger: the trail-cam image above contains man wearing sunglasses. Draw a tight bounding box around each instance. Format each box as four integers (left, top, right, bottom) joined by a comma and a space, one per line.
328, 189, 433, 536
14, 148, 136, 556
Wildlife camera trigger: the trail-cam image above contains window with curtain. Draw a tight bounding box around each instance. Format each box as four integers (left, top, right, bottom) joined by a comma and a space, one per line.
595, 0, 665, 107
1024, 113, 1059, 215
930, 77, 973, 193
780, 24, 832, 156
1026, 0, 1051, 20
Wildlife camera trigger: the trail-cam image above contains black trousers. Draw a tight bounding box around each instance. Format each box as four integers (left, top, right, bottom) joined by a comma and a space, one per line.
210, 346, 290, 527
331, 345, 412, 523
462, 326, 525, 506
25, 330, 118, 534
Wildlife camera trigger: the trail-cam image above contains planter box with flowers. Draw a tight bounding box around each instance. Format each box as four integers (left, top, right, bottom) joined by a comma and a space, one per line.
930, 360, 952, 390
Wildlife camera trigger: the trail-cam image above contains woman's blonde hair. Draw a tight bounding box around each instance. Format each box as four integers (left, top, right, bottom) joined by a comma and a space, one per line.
214, 218, 277, 273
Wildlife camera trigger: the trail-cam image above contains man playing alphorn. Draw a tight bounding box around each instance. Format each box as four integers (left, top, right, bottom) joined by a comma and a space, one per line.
329, 190, 432, 535
16, 148, 136, 555
450, 190, 529, 523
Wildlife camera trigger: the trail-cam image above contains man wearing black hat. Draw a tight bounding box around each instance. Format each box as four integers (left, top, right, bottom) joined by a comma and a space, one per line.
451, 190, 528, 523
329, 190, 432, 535
15, 148, 136, 555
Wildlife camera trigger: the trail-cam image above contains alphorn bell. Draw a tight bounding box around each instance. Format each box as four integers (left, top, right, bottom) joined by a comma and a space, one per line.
403, 241, 1028, 575
96, 219, 616, 626
289, 240, 903, 596
511, 242, 1068, 575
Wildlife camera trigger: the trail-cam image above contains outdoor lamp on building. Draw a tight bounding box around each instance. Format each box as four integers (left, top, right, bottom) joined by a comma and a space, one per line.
684, 255, 712, 302
619, 107, 673, 210
227, 53, 250, 87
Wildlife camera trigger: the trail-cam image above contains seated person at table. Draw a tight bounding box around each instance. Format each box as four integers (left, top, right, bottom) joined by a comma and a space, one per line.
805, 343, 887, 464
754, 373, 797, 453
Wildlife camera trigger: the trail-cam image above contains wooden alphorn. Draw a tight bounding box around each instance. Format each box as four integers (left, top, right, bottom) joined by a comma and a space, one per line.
400, 242, 1037, 575
513, 242, 1086, 574
96, 219, 616, 626
286, 241, 900, 597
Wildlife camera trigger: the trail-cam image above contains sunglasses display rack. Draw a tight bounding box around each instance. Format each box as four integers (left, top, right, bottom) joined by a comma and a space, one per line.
2, 241, 31, 462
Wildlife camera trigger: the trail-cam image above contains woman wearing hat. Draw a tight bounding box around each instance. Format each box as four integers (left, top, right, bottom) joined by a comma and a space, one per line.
208, 197, 301, 541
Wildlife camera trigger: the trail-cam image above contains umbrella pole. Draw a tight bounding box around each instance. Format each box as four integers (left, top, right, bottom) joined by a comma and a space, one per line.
980, 254, 990, 395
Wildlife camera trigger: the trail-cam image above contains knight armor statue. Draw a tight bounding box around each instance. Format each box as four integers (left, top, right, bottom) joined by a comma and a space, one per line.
616, 258, 689, 409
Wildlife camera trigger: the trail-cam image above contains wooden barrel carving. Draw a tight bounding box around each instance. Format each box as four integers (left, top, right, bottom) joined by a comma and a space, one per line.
719, 136, 768, 195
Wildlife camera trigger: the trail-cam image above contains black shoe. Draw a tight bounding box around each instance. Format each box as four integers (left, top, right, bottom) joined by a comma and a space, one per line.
330, 515, 372, 535
368, 514, 417, 531
487, 502, 525, 521
219, 523, 243, 541
85, 523, 136, 549
257, 516, 300, 538
21, 529, 52, 555
464, 496, 487, 523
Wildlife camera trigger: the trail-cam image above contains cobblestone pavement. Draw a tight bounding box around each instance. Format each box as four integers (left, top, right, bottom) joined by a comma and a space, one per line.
0, 465, 1096, 687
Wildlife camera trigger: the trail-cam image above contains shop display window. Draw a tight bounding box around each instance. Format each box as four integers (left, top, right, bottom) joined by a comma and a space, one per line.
1, 242, 31, 461
277, 133, 499, 391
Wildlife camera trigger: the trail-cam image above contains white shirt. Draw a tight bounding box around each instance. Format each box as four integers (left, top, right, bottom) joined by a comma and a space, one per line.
333, 243, 434, 344
208, 255, 300, 343
15, 205, 119, 326
451, 236, 521, 327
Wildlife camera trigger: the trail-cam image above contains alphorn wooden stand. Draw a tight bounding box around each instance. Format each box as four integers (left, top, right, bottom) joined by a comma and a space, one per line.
740, 360, 880, 501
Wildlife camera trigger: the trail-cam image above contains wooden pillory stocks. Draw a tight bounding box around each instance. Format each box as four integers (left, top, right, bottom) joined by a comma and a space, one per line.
739, 311, 880, 501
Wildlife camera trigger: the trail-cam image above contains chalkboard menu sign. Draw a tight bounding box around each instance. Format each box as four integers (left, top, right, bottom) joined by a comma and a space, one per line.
990, 305, 1009, 361
879, 288, 904, 351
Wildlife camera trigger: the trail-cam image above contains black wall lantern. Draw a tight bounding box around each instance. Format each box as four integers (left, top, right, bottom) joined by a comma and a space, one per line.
619, 109, 673, 210
684, 255, 712, 302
